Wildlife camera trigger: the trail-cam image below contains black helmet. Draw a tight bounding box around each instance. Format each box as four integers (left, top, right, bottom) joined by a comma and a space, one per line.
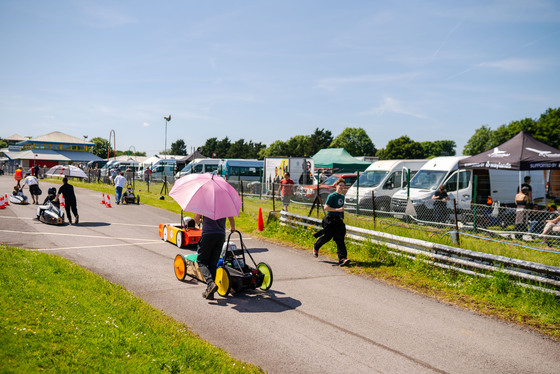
48, 187, 57, 195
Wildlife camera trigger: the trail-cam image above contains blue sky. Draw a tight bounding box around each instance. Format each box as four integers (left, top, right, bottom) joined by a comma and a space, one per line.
1, 1, 559, 156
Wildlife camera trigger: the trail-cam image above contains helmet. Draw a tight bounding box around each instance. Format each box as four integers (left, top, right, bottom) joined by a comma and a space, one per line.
48, 187, 57, 195
183, 216, 196, 228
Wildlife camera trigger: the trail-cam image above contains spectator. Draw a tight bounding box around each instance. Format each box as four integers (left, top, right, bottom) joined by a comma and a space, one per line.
277, 172, 295, 211
14, 165, 23, 187
519, 176, 533, 206
432, 185, 449, 223
541, 206, 560, 245
514, 186, 530, 238
55, 177, 79, 224
312, 178, 350, 266
143, 167, 152, 186
114, 171, 127, 204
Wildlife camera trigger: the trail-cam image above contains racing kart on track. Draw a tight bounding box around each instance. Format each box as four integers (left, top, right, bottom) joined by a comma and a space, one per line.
173, 230, 273, 297
121, 184, 140, 205
37, 188, 65, 225
9, 191, 28, 205
159, 213, 202, 248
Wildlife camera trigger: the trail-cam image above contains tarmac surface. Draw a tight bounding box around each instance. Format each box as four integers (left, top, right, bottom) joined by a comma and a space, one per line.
1, 175, 559, 373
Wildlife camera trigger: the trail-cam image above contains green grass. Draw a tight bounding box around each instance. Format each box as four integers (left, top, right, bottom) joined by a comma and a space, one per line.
0, 245, 263, 373
41, 178, 560, 340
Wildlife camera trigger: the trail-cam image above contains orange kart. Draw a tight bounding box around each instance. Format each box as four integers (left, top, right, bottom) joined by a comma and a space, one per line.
158, 214, 201, 248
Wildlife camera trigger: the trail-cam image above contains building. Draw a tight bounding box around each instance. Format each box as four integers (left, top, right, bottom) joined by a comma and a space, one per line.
0, 131, 102, 173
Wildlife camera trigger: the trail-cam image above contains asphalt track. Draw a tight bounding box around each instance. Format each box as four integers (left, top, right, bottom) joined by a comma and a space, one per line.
1, 176, 559, 373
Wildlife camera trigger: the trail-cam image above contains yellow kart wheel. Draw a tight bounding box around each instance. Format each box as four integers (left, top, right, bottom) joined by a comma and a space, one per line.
174, 254, 187, 281
215, 267, 230, 297
257, 262, 273, 290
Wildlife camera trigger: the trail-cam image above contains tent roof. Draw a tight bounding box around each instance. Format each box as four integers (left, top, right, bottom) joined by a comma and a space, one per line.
312, 148, 371, 173
458, 131, 560, 170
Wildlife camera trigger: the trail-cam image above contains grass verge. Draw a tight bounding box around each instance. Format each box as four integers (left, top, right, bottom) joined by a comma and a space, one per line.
0, 245, 263, 373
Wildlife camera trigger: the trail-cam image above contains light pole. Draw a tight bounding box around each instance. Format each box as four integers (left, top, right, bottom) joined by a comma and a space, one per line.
164, 115, 171, 157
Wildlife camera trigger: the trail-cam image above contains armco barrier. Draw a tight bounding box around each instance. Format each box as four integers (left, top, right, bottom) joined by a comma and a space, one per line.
279, 211, 560, 295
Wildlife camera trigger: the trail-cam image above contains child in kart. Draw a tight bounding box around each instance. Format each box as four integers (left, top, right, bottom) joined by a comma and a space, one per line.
12, 185, 28, 204
36, 187, 59, 219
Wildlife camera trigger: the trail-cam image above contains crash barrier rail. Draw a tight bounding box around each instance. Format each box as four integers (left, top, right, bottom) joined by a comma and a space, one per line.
278, 211, 560, 296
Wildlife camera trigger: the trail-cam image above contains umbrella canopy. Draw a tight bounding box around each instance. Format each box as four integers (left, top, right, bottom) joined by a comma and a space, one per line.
458, 131, 560, 170
46, 165, 88, 179
169, 173, 241, 220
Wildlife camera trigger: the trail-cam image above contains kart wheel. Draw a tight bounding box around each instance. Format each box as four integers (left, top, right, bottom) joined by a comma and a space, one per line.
174, 255, 187, 281
163, 226, 169, 242
215, 267, 230, 297
136, 195, 140, 205
257, 262, 273, 290
176, 231, 184, 248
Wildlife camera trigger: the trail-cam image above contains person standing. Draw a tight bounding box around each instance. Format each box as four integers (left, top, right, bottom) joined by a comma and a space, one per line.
277, 172, 295, 211
312, 178, 350, 266
113, 171, 127, 204
14, 165, 23, 187
143, 167, 152, 186
33, 164, 40, 179
21, 172, 41, 204
520, 176, 533, 206
55, 177, 79, 224
432, 185, 449, 222
194, 214, 236, 300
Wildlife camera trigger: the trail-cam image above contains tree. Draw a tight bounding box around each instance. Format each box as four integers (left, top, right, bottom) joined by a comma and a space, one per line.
0, 139, 7, 149
421, 140, 456, 157
329, 127, 376, 156
463, 126, 493, 156
308, 128, 333, 156
259, 140, 289, 158
201, 137, 219, 158
376, 136, 424, 160
91, 137, 113, 159
170, 139, 187, 156
535, 108, 560, 149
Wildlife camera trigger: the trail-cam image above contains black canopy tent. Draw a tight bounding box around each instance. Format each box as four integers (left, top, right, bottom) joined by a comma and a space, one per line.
458, 131, 560, 171
458, 131, 559, 204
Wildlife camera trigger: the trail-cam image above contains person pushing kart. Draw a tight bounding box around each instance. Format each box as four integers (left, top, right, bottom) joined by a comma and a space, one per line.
54, 177, 79, 225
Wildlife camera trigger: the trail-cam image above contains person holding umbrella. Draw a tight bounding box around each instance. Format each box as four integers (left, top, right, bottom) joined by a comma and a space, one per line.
194, 214, 236, 300
169, 173, 242, 300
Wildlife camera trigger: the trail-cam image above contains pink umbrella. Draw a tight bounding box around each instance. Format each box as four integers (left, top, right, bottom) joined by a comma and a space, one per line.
169, 173, 242, 220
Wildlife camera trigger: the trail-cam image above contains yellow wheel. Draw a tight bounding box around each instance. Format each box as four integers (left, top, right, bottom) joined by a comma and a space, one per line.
257, 262, 273, 290
174, 254, 187, 281
215, 267, 230, 297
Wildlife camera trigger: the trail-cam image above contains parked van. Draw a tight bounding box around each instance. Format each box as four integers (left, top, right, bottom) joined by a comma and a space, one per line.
345, 159, 427, 213
217, 159, 263, 189
390, 156, 546, 220
176, 159, 219, 178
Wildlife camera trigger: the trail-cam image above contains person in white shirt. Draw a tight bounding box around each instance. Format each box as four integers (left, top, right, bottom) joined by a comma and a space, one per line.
113, 171, 127, 204
21, 172, 40, 204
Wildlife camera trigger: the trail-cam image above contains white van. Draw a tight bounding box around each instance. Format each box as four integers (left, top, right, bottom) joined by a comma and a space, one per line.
176, 159, 219, 178
345, 159, 427, 213
390, 156, 546, 220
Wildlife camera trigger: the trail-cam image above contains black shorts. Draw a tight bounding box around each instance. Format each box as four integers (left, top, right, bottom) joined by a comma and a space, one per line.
30, 184, 40, 196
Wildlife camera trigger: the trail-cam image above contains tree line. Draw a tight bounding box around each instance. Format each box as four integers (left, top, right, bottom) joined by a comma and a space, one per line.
71, 107, 560, 160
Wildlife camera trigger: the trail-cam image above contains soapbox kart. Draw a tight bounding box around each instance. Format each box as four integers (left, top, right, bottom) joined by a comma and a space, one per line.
159, 213, 201, 248
121, 184, 140, 205
37, 201, 65, 225
9, 192, 28, 205
173, 230, 273, 297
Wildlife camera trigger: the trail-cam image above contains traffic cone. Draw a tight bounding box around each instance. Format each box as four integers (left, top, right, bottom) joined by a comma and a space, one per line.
257, 207, 264, 232
106, 195, 112, 208
60, 195, 66, 209
101, 193, 106, 204
4, 194, 9, 206
0, 196, 5, 209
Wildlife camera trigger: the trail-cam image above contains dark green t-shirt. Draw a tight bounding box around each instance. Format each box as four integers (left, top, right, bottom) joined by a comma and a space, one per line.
325, 192, 344, 218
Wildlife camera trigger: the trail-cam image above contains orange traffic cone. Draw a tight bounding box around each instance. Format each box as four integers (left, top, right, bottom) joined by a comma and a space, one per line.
101, 193, 106, 204
257, 207, 264, 232
106, 195, 112, 208
0, 196, 5, 209
60, 195, 66, 209
4, 194, 9, 206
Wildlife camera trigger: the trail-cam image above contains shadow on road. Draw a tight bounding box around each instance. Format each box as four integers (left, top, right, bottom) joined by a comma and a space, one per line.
212, 290, 302, 313
75, 222, 111, 227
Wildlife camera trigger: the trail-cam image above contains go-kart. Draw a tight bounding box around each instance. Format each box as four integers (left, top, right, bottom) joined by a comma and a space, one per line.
37, 188, 65, 225
122, 184, 139, 205
9, 192, 28, 205
159, 213, 202, 248
173, 230, 273, 297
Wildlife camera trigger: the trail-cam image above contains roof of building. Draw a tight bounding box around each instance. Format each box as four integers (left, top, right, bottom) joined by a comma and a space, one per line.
4, 134, 27, 142
1, 149, 102, 163
20, 131, 94, 145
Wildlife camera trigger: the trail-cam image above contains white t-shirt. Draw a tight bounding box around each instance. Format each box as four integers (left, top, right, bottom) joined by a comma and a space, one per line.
23, 176, 39, 186
114, 175, 127, 188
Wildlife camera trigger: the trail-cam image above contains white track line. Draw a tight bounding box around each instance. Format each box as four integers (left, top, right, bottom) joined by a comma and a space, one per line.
0, 229, 156, 242
0, 216, 156, 227
36, 241, 166, 252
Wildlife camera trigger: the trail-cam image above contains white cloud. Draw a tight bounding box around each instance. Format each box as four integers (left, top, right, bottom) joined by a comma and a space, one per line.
360, 97, 427, 119
142, 122, 150, 127
315, 73, 419, 92
477, 58, 543, 72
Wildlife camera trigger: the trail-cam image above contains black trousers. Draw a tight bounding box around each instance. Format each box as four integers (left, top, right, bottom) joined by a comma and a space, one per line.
65, 202, 78, 221
314, 215, 347, 262
197, 233, 225, 284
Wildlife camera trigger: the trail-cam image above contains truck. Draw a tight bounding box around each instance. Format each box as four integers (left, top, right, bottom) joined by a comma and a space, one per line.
390, 156, 546, 221
345, 159, 427, 213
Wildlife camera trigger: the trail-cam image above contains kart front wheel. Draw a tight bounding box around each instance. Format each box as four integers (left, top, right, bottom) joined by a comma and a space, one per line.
136, 195, 140, 205
174, 255, 187, 281
215, 267, 230, 297
257, 262, 273, 290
